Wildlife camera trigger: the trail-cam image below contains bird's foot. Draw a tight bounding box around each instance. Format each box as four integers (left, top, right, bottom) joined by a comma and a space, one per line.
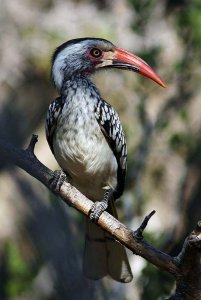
90, 201, 108, 222
49, 170, 67, 193
90, 189, 113, 222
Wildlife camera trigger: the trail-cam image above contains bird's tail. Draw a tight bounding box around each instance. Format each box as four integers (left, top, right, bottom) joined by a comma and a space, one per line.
83, 200, 133, 283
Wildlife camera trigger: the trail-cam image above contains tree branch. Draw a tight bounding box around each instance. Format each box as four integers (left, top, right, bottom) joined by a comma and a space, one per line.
0, 135, 200, 299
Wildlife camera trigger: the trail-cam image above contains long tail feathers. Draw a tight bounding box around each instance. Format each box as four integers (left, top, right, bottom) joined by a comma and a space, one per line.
83, 200, 133, 283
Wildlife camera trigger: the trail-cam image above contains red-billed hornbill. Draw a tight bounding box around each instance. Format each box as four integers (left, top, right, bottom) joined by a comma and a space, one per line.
46, 38, 165, 283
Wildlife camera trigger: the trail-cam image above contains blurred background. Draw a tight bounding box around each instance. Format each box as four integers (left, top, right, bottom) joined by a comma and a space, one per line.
0, 0, 201, 299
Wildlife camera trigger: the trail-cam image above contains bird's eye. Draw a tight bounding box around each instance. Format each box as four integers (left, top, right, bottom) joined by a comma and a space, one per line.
90, 48, 102, 58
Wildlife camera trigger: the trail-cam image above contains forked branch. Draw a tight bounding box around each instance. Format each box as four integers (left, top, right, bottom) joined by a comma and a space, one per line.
0, 135, 200, 299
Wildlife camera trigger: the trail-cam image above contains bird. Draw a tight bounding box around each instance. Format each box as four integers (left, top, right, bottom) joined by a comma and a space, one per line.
45, 37, 165, 283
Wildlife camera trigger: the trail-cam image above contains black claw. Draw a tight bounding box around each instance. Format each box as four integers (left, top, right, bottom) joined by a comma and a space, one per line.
90, 201, 106, 222
50, 170, 67, 192
90, 204, 104, 221
89, 189, 113, 222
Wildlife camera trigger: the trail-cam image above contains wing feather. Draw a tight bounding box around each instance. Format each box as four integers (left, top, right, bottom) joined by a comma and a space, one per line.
95, 99, 127, 199
45, 96, 64, 154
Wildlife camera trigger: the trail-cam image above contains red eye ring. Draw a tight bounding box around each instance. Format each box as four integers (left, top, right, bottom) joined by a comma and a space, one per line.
89, 48, 103, 58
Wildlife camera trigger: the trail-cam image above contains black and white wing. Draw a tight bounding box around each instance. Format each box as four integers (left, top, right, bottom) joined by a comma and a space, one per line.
95, 99, 127, 200
45, 96, 64, 154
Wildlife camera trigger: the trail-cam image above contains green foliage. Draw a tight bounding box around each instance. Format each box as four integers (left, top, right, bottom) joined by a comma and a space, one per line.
139, 263, 174, 300
179, 109, 189, 122
128, 0, 156, 33
137, 47, 161, 69
157, 118, 169, 130
139, 230, 174, 299
177, 1, 201, 48
169, 132, 194, 156
188, 139, 201, 166
151, 165, 165, 188
4, 241, 38, 297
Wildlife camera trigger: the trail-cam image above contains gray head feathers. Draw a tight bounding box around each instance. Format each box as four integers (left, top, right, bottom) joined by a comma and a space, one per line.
51, 38, 115, 91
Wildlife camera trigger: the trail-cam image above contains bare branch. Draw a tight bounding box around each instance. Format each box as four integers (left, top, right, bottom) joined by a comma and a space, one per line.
0, 135, 200, 299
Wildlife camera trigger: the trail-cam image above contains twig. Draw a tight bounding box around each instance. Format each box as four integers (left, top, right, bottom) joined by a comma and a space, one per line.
25, 134, 38, 153
133, 210, 156, 240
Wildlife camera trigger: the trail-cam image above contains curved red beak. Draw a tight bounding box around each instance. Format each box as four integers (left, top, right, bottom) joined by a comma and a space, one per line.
111, 47, 166, 88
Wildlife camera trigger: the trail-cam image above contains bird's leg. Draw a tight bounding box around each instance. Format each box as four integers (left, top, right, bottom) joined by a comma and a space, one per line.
90, 189, 113, 222
49, 170, 67, 193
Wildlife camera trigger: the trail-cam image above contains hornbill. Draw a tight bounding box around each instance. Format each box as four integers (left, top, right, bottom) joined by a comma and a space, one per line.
46, 38, 165, 283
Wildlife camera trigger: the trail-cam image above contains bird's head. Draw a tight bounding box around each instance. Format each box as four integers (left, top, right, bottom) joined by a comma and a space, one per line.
52, 37, 166, 91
